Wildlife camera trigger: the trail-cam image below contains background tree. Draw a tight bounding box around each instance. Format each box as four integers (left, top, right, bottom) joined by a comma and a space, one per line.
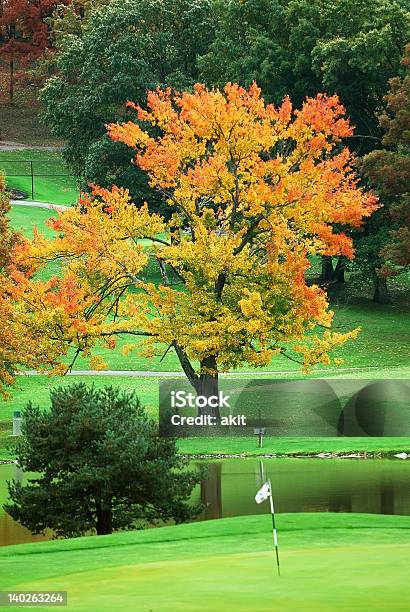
47, 0, 111, 45
199, 0, 409, 142
41, 0, 218, 213
199, 0, 409, 287
355, 44, 410, 303
5, 384, 202, 537
0, 0, 66, 104
14, 85, 376, 413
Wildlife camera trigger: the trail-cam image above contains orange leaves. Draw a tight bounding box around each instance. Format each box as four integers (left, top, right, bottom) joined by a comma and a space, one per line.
42, 273, 89, 315
94, 82, 380, 371
6, 83, 380, 379
294, 93, 353, 141
107, 119, 151, 149
109, 84, 376, 251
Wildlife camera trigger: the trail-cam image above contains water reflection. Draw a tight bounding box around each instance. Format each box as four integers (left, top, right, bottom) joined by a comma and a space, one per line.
0, 464, 50, 547
196, 458, 410, 520
1, 458, 409, 547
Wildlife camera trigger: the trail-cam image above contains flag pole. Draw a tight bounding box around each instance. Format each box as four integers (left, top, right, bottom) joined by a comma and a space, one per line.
268, 479, 280, 576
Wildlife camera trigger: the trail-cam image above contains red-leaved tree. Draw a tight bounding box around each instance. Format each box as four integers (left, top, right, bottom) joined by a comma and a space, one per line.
0, 0, 68, 103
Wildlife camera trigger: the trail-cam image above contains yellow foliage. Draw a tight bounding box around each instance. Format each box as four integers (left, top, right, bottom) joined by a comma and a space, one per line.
9, 84, 377, 379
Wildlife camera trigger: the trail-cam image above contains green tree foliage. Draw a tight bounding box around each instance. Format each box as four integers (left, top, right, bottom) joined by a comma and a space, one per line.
355, 44, 410, 302
199, 0, 408, 297
5, 384, 202, 536
41, 0, 218, 213
199, 0, 409, 143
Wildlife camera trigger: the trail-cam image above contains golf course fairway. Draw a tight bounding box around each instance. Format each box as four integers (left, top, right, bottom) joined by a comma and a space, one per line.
0, 513, 409, 611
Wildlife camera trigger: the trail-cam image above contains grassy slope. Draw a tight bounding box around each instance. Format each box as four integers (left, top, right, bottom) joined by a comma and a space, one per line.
0, 513, 409, 611
0, 82, 61, 147
0, 150, 78, 205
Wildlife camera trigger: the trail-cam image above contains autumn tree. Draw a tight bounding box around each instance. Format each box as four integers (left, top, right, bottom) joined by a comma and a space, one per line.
0, 0, 66, 103
0, 173, 22, 390
14, 84, 377, 414
0, 175, 55, 394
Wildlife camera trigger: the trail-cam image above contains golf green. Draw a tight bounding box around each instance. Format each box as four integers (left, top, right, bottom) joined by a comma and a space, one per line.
0, 513, 409, 611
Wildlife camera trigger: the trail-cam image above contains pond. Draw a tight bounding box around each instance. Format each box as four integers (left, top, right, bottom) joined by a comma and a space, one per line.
0, 458, 409, 546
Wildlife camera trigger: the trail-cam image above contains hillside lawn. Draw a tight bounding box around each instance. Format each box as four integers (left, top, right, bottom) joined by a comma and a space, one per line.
8, 205, 58, 239
0, 513, 409, 611
0, 82, 62, 147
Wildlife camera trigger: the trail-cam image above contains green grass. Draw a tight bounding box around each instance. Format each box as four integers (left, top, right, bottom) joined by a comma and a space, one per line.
177, 436, 410, 455
0, 376, 158, 423
8, 205, 58, 240
0, 368, 409, 460
58, 304, 410, 372
0, 513, 409, 610
0, 150, 78, 205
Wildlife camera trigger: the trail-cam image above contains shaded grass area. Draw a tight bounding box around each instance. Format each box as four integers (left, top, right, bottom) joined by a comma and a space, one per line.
2, 366, 409, 423
0, 150, 78, 205
0, 95, 61, 147
0, 513, 409, 611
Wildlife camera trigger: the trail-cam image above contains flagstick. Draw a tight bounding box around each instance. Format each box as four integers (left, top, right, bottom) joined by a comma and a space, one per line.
268, 479, 280, 576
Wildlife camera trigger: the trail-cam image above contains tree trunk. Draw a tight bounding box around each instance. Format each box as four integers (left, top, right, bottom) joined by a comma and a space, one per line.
9, 59, 14, 105
320, 255, 334, 283
373, 275, 392, 304
95, 500, 113, 535
173, 343, 220, 419
334, 257, 346, 284
198, 355, 220, 420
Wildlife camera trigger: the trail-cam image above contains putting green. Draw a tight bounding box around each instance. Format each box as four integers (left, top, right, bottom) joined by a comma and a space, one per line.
1, 513, 409, 611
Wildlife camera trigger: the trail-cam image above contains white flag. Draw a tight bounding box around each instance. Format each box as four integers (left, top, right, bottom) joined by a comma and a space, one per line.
255, 482, 271, 504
